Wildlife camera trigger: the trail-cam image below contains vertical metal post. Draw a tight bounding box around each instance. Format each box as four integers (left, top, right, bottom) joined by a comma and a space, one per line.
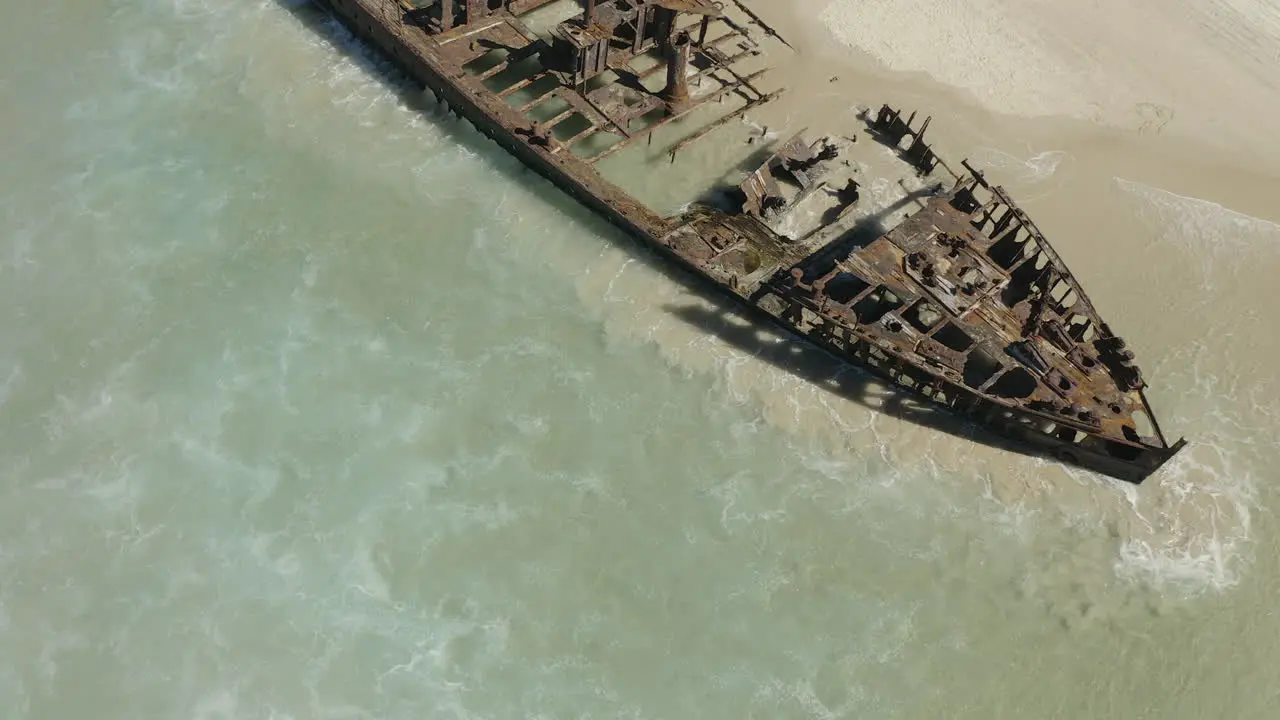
697, 15, 710, 45
441, 0, 454, 32
632, 5, 648, 52
585, 0, 596, 25
653, 7, 676, 48
663, 31, 693, 114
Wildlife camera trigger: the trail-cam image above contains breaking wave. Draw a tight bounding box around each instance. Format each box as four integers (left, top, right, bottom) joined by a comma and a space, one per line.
1116, 178, 1280, 258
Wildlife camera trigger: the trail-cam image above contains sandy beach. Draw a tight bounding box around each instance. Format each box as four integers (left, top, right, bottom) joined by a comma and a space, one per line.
811, 0, 1280, 170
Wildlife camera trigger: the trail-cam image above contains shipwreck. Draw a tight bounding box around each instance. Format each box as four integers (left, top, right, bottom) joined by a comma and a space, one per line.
308, 0, 1186, 482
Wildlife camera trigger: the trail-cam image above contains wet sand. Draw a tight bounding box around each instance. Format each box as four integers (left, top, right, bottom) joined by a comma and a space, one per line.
812, 0, 1280, 172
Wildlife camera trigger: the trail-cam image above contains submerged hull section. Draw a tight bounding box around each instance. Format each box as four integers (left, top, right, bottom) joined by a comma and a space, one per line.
309, 0, 1185, 482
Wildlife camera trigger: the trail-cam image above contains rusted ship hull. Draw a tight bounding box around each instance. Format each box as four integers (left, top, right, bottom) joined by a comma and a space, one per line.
309, 0, 1185, 482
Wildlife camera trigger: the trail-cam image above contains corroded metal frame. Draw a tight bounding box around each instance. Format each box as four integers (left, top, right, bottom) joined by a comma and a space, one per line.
310, 0, 1186, 482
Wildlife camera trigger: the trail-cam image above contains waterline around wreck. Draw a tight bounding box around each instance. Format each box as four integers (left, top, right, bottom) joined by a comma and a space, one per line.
2, 0, 1280, 718
323, 0, 1185, 480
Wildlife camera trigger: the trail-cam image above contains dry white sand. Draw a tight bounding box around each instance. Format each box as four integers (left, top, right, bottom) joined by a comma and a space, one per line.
809, 0, 1280, 167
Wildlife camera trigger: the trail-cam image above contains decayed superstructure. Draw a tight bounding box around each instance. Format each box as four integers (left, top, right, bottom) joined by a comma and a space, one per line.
310, 0, 1186, 481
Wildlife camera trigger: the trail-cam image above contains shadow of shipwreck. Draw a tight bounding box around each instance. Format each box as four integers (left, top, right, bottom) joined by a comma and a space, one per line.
663, 299, 1047, 463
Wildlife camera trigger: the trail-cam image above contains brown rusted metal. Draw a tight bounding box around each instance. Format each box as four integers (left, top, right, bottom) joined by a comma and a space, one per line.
662, 31, 694, 113
647, 0, 724, 16
309, 0, 1186, 483
725, 0, 793, 49
737, 132, 829, 217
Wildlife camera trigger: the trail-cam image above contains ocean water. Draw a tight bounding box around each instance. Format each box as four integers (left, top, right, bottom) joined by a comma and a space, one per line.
2, 1, 1280, 718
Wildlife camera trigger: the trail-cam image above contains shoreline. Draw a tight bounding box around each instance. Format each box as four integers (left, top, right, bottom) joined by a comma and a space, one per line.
740, 0, 1280, 222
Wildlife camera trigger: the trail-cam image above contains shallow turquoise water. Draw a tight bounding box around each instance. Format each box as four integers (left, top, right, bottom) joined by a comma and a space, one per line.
3, 2, 1279, 718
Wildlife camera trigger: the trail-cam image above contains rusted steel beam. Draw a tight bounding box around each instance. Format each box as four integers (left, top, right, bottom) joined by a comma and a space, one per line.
477, 59, 513, 80
577, 92, 635, 138
709, 46, 763, 71
665, 87, 783, 161
517, 87, 561, 113
1138, 388, 1171, 446
508, 0, 560, 12
717, 1, 790, 49
701, 46, 766, 98
441, 0, 454, 31
707, 28, 750, 46
587, 69, 775, 164
543, 107, 578, 129
635, 43, 758, 85
436, 15, 508, 44
497, 72, 547, 98
556, 88, 610, 127
557, 123, 602, 151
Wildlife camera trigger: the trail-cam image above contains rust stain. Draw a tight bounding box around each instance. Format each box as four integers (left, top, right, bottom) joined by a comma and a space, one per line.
310, 0, 1186, 482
